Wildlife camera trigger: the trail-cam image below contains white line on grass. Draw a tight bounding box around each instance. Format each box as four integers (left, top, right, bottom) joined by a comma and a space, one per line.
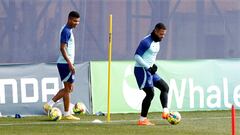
0, 116, 239, 126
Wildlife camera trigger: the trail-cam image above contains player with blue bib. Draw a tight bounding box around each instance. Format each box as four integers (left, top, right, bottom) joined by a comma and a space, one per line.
43, 11, 80, 120
134, 23, 169, 125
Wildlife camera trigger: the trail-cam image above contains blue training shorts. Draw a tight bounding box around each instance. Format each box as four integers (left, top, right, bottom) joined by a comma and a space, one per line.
57, 63, 75, 83
134, 67, 161, 89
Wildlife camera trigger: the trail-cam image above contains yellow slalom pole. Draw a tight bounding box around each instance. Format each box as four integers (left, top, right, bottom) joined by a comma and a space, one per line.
107, 14, 112, 122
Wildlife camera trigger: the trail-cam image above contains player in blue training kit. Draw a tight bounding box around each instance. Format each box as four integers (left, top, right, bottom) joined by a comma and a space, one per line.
43, 11, 80, 120
134, 23, 169, 125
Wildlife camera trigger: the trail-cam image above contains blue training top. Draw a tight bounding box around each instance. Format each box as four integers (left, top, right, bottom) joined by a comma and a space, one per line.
57, 25, 75, 64
134, 34, 160, 69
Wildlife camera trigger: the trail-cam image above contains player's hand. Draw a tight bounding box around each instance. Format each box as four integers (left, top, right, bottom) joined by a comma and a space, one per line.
148, 64, 158, 75
68, 63, 75, 74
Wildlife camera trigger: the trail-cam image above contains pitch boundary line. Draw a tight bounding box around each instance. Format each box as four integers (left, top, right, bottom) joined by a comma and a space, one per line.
0, 116, 239, 126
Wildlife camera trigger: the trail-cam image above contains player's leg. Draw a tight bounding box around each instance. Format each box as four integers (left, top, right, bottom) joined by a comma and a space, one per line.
154, 79, 169, 108
44, 64, 79, 120
61, 74, 80, 120
52, 88, 66, 102
63, 82, 72, 112
43, 88, 65, 112
43, 87, 70, 112
50, 72, 74, 103
43, 64, 69, 112
134, 67, 155, 125
153, 75, 169, 119
141, 87, 154, 117
137, 87, 155, 125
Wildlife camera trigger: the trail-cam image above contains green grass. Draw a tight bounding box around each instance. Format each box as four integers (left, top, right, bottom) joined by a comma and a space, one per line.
0, 110, 239, 135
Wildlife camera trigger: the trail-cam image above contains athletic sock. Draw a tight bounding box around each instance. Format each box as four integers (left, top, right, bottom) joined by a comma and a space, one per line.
139, 116, 147, 121
47, 100, 55, 107
64, 111, 71, 116
163, 108, 169, 113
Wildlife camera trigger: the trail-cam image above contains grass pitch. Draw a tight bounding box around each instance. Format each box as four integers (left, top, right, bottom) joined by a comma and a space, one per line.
0, 110, 239, 135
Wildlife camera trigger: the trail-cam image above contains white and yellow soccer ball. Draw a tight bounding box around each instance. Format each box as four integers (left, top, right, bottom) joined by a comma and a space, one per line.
167, 111, 181, 125
48, 107, 62, 121
73, 102, 86, 114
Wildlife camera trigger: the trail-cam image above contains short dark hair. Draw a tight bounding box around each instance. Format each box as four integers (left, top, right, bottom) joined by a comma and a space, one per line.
154, 22, 166, 30
68, 11, 80, 18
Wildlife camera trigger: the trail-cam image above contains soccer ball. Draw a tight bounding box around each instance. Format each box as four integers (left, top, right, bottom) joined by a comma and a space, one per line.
167, 111, 181, 125
48, 107, 62, 121
73, 102, 86, 114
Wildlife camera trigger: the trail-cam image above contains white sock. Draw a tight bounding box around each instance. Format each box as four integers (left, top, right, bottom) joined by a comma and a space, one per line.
163, 108, 169, 113
47, 100, 55, 107
139, 116, 147, 121
64, 111, 71, 116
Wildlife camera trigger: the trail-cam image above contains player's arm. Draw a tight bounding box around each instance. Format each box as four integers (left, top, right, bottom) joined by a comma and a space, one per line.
60, 28, 75, 74
134, 54, 150, 69
60, 43, 75, 74
134, 40, 151, 69
134, 40, 157, 74
135, 55, 157, 74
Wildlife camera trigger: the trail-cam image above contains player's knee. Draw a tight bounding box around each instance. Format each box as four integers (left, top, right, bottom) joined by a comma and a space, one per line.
164, 84, 169, 93
64, 83, 73, 93
148, 92, 154, 100
64, 88, 72, 93
158, 80, 169, 93
144, 88, 154, 100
